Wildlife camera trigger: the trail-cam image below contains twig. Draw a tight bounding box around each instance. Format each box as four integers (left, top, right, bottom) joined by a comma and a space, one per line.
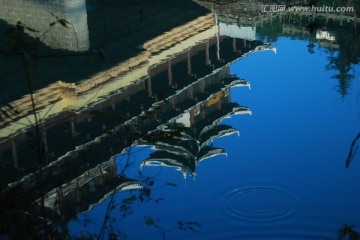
346, 131, 360, 167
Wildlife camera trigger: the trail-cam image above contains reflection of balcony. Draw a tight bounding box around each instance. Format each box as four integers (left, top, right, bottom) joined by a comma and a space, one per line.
0, 12, 217, 138
44, 168, 142, 220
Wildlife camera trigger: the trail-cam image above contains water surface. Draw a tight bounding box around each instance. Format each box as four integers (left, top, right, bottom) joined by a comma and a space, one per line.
1, 1, 359, 239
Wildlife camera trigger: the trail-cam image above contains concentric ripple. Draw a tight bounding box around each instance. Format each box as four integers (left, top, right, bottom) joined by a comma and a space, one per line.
221, 186, 297, 222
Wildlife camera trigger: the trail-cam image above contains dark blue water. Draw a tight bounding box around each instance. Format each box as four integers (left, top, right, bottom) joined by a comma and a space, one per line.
69, 35, 360, 239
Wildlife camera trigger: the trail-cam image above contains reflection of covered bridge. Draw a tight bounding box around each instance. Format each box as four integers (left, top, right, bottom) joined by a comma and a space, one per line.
2, 35, 273, 209
0, 5, 276, 220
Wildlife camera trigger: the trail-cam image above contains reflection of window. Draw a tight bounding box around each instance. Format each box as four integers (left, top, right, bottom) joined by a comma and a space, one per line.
205, 92, 224, 107
175, 112, 191, 127
316, 30, 335, 41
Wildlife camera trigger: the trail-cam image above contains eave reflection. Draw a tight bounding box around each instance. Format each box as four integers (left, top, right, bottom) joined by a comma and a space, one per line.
138, 83, 249, 178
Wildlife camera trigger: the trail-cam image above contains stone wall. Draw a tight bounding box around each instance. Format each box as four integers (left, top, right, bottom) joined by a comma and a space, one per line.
0, 0, 89, 51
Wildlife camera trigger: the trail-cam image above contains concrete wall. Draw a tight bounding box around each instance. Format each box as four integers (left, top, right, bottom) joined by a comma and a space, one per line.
0, 0, 89, 51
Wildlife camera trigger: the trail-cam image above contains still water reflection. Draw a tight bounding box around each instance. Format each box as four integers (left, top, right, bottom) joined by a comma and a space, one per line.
1, 0, 360, 239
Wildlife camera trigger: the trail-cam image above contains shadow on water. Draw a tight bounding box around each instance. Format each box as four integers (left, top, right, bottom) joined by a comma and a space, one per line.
1, 0, 360, 239
338, 224, 360, 240
0, 0, 208, 103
